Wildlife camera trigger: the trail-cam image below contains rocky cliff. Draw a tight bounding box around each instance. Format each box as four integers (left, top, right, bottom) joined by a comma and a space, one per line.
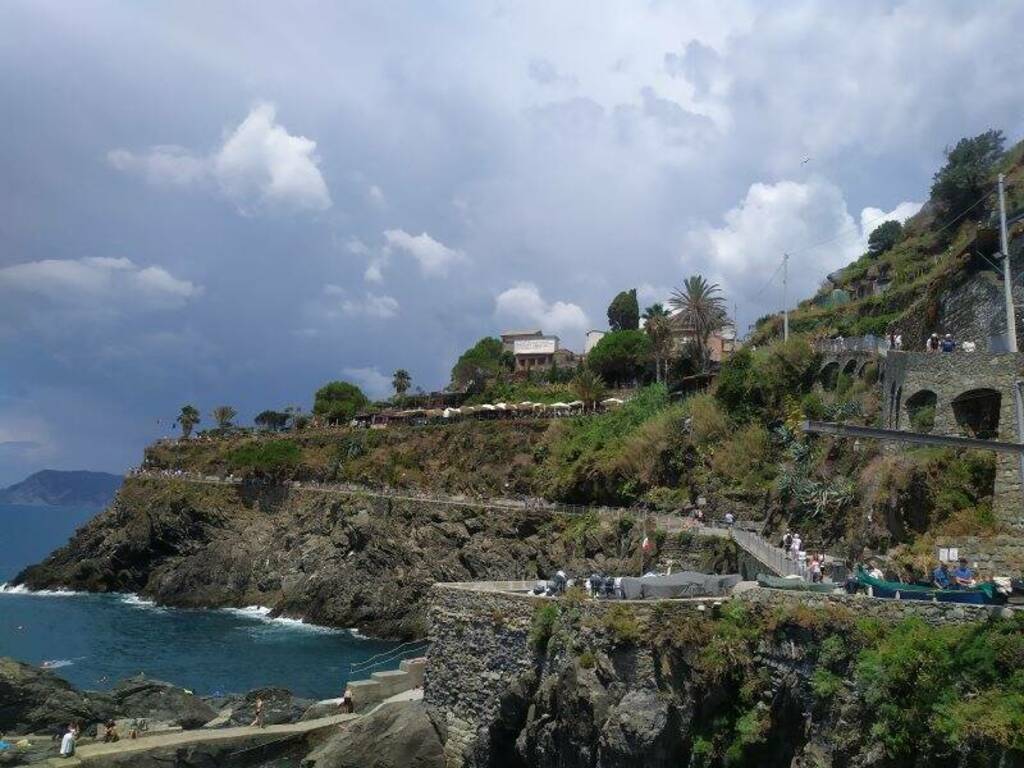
14, 476, 728, 638
426, 585, 1024, 768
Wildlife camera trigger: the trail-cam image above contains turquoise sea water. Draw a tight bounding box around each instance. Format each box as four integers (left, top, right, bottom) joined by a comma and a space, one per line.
0, 503, 397, 699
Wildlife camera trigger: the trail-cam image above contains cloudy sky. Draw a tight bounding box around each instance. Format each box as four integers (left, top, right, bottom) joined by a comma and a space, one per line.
2, 1, 1023, 483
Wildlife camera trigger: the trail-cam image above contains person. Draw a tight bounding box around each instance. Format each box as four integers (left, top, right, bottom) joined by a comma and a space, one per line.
59, 724, 76, 758
340, 687, 354, 714
809, 556, 823, 583
867, 562, 885, 580
927, 333, 939, 352
723, 511, 735, 528
250, 697, 265, 729
894, 332, 902, 350
932, 562, 952, 589
953, 557, 976, 587
790, 533, 802, 561
103, 719, 120, 743
889, 330, 896, 349
941, 333, 956, 353
782, 532, 792, 551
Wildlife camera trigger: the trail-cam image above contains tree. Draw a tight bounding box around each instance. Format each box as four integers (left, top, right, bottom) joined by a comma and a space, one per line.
586, 330, 652, 386
392, 369, 412, 398
174, 405, 200, 438
644, 314, 675, 383
607, 289, 639, 331
572, 368, 606, 412
669, 274, 727, 372
867, 220, 903, 256
255, 410, 290, 431
642, 303, 669, 321
211, 405, 237, 429
284, 405, 309, 431
450, 337, 513, 389
930, 129, 1005, 218
312, 382, 368, 423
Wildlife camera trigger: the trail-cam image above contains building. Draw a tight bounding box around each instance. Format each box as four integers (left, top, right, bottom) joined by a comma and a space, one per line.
584, 330, 606, 354
500, 330, 544, 354
512, 334, 560, 373
670, 321, 739, 363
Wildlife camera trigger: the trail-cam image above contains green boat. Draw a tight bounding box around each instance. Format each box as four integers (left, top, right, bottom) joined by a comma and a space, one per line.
757, 574, 837, 593
856, 569, 1003, 605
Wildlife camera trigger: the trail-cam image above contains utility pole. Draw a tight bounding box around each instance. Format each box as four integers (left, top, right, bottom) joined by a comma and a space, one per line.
782, 253, 790, 341
998, 174, 1017, 353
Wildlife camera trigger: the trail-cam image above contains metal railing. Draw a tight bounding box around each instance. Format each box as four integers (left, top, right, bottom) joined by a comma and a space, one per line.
730, 528, 802, 578
348, 639, 431, 679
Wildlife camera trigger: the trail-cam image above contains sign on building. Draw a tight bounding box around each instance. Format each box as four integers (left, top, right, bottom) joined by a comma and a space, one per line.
514, 338, 557, 355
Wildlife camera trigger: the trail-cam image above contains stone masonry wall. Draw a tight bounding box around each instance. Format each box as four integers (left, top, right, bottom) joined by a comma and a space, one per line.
424, 583, 1012, 767
881, 350, 1024, 529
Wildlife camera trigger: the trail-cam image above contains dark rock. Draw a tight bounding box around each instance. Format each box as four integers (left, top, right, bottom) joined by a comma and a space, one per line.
110, 675, 217, 729
0, 657, 116, 735
301, 701, 444, 768
224, 688, 314, 727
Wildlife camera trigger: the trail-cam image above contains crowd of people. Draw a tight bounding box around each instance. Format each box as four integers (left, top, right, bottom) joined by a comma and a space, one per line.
781, 532, 829, 583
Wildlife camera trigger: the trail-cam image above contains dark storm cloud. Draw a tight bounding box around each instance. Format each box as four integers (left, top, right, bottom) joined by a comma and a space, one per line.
1, 0, 1023, 483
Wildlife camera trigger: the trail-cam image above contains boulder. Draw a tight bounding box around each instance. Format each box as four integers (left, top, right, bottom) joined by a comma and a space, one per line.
223, 688, 314, 727
0, 657, 116, 735
301, 701, 444, 768
110, 675, 218, 729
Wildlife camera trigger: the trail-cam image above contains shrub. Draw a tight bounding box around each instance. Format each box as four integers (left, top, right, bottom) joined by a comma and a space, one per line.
711, 424, 772, 490
688, 394, 729, 445
578, 649, 597, 669
529, 603, 559, 652
600, 604, 643, 645
909, 404, 935, 432
228, 439, 302, 476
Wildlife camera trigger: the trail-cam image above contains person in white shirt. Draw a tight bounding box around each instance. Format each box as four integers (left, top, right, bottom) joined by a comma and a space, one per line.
790, 534, 802, 560
59, 724, 76, 758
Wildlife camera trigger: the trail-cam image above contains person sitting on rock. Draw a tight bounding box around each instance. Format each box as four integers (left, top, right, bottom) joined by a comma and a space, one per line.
953, 557, 976, 588
932, 562, 952, 589
941, 333, 956, 353
59, 724, 77, 758
103, 720, 120, 743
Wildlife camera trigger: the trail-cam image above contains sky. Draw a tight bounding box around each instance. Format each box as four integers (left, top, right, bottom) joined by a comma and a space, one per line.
2, 0, 1024, 484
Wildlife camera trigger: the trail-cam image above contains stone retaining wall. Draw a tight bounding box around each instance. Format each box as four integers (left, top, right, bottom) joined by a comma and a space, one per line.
881, 350, 1024, 529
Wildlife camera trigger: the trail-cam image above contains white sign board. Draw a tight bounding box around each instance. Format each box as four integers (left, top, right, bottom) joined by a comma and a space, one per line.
514, 338, 557, 355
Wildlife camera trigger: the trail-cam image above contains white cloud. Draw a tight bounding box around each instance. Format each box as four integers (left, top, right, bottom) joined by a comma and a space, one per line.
108, 102, 330, 214
0, 256, 201, 309
494, 283, 589, 343
383, 229, 466, 276
685, 178, 926, 329
857, 200, 924, 253
322, 284, 398, 319
342, 366, 392, 400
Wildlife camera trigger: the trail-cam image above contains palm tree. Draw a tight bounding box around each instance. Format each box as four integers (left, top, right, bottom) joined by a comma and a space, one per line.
642, 303, 669, 321
175, 405, 201, 439
392, 369, 412, 398
644, 314, 674, 383
669, 274, 727, 372
572, 368, 607, 412
211, 405, 237, 429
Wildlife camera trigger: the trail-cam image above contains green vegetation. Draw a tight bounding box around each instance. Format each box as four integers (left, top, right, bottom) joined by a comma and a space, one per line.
254, 409, 290, 431
607, 288, 639, 331
571, 368, 606, 411
312, 381, 368, 422
392, 369, 411, 397
211, 405, 237, 429
867, 219, 903, 255
931, 129, 1005, 219
450, 336, 513, 389
586, 330, 651, 386
228, 439, 302, 476
669, 274, 727, 372
600, 604, 643, 645
175, 404, 200, 438
529, 603, 559, 651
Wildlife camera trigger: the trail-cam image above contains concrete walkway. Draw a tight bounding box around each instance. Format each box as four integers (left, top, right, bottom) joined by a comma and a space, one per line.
43, 713, 356, 766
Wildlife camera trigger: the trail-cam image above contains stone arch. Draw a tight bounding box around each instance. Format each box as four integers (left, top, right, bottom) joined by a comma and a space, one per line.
952, 388, 1001, 439
904, 389, 937, 433
842, 359, 858, 376
819, 361, 840, 391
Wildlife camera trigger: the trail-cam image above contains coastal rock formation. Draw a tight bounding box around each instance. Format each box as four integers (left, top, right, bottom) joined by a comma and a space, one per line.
301, 701, 444, 768
16, 477, 726, 638
219, 688, 316, 727
110, 676, 217, 730
0, 658, 116, 735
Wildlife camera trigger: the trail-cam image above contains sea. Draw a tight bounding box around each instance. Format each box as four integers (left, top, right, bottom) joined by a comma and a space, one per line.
0, 503, 398, 699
